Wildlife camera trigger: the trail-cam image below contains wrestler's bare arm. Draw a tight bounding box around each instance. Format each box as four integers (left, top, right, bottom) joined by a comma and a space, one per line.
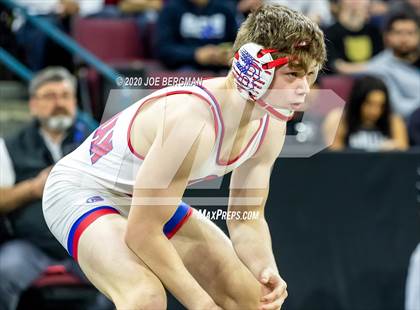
228, 118, 289, 309
125, 96, 218, 309
228, 117, 286, 283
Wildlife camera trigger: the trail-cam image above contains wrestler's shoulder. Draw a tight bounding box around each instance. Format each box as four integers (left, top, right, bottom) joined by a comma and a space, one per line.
157, 92, 217, 126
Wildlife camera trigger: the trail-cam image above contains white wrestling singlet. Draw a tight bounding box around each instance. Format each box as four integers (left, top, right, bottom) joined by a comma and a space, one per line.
43, 83, 276, 260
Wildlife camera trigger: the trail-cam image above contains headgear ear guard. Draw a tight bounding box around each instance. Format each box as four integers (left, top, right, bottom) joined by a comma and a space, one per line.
232, 42, 294, 121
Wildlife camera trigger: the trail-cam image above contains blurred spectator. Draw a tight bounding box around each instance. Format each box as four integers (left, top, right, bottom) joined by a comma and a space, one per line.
406, 244, 420, 310
266, 0, 333, 27
106, 0, 163, 53
335, 11, 420, 119
118, 0, 162, 12
212, 0, 261, 26
93, 0, 162, 21
408, 107, 420, 146
0, 67, 103, 310
369, 0, 389, 17
12, 0, 104, 71
323, 75, 408, 151
369, 0, 390, 26
0, 3, 24, 80
389, 0, 420, 19
237, 0, 262, 15
324, 0, 383, 74
13, 0, 104, 16
156, 0, 238, 71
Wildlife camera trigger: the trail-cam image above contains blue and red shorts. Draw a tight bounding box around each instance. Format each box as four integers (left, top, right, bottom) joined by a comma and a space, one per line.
66, 201, 193, 261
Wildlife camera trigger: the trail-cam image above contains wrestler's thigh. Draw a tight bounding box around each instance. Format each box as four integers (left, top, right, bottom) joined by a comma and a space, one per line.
77, 214, 167, 309
170, 209, 260, 308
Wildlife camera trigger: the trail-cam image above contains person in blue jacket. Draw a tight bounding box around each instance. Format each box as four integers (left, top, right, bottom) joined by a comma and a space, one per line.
156, 0, 239, 71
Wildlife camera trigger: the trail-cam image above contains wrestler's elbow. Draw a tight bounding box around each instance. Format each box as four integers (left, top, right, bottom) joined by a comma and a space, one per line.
124, 220, 156, 253
124, 227, 140, 252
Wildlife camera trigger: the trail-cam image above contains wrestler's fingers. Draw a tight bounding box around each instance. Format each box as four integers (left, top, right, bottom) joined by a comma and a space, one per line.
261, 287, 281, 302
261, 282, 287, 302
260, 290, 288, 310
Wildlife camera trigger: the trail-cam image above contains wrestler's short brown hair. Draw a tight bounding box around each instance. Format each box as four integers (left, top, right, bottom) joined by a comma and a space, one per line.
232, 4, 327, 71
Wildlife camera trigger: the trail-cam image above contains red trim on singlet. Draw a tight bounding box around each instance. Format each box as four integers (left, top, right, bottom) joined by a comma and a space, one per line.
165, 207, 193, 239
218, 118, 264, 165
255, 99, 295, 122
71, 208, 119, 262
197, 85, 270, 166
254, 115, 270, 154
127, 90, 220, 160
188, 174, 218, 185
265, 105, 295, 121
127, 84, 275, 167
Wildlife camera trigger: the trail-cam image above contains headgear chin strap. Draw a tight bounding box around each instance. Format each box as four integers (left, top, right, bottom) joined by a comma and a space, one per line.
232, 42, 294, 121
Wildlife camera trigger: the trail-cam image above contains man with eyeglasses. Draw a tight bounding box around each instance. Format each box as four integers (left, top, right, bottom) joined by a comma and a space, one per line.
0, 67, 102, 310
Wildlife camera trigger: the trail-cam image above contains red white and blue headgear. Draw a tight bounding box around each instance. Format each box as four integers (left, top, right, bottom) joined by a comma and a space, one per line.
232, 42, 294, 121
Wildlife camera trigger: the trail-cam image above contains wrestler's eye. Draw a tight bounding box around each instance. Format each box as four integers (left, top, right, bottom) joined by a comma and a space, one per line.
287, 72, 299, 78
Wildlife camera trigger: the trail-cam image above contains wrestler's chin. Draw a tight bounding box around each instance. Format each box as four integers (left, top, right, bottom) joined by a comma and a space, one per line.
269, 102, 305, 111
289, 102, 308, 111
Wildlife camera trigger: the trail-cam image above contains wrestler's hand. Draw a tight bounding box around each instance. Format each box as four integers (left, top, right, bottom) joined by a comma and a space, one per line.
258, 268, 288, 310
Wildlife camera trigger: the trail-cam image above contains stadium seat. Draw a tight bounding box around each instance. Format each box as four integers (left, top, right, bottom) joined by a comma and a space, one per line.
31, 264, 83, 288
319, 75, 355, 103
17, 264, 95, 310
72, 18, 150, 117
72, 17, 145, 63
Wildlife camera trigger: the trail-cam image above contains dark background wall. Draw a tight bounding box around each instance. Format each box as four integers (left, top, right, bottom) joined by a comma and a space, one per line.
167, 151, 420, 310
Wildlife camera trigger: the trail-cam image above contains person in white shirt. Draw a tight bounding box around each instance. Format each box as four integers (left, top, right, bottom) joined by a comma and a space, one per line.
12, 0, 104, 70
0, 67, 106, 310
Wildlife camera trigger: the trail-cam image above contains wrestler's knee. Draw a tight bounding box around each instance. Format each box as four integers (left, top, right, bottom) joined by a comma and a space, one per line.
222, 277, 260, 309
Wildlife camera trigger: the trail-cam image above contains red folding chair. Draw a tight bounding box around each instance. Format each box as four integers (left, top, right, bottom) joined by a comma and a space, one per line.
31, 264, 83, 288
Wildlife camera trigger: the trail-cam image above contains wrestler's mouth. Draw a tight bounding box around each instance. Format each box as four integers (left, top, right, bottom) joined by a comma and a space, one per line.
290, 102, 305, 110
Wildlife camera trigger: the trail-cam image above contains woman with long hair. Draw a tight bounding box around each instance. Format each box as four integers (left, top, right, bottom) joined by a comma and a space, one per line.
323, 75, 408, 151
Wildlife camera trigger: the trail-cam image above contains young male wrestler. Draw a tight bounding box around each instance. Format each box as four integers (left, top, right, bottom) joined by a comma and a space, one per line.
43, 4, 326, 310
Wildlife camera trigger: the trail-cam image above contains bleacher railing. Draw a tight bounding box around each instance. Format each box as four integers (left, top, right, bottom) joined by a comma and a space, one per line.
0, 47, 33, 82
1, 0, 120, 84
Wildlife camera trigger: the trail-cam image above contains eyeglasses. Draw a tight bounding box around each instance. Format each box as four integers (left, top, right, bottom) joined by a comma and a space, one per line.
34, 92, 75, 101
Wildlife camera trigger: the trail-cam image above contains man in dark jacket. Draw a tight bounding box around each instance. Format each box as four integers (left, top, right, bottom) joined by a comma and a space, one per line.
0, 67, 100, 310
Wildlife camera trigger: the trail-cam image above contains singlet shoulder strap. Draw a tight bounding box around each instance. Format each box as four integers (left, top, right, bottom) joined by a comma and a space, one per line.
127, 85, 223, 160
